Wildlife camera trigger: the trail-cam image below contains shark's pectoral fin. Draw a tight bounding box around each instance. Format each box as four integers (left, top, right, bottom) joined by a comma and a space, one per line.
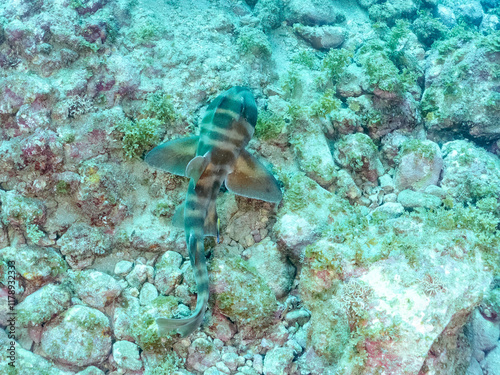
172, 202, 185, 228
145, 136, 199, 177
203, 200, 218, 238
225, 150, 282, 203
185, 154, 209, 183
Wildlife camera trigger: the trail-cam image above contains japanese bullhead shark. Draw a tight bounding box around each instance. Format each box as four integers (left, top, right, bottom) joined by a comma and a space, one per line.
145, 86, 282, 337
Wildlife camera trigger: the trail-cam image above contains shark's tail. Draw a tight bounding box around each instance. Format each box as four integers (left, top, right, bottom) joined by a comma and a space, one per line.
156, 234, 209, 337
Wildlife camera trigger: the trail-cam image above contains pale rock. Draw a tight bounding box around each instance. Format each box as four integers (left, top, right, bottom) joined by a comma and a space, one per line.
139, 282, 159, 306
384, 192, 397, 203
395, 140, 443, 192
77, 366, 105, 375
285, 0, 345, 26
71, 269, 123, 309
41, 305, 112, 366
275, 214, 315, 254
481, 345, 500, 375
335, 169, 361, 200
57, 223, 111, 269
437, 5, 457, 27
113, 292, 140, 341
294, 25, 345, 50
358, 0, 378, 8
425, 185, 447, 199
480, 14, 500, 33
356, 260, 491, 374
290, 123, 337, 186
423, 45, 499, 140
441, 140, 500, 203
275, 174, 341, 262
397, 189, 442, 209
154, 251, 183, 295
186, 338, 222, 373
205, 366, 225, 375
0, 245, 67, 286
334, 133, 384, 183
263, 347, 295, 375
16, 283, 71, 326
222, 352, 239, 372
126, 264, 149, 288
1, 340, 74, 374
113, 341, 142, 371
457, 2, 484, 26
466, 358, 482, 375
114, 260, 133, 276
372, 202, 405, 218
285, 308, 311, 327
253, 354, 264, 374
337, 64, 366, 98
470, 309, 500, 352
206, 310, 237, 342
244, 238, 295, 299
210, 249, 278, 338
293, 324, 308, 349
379, 174, 394, 193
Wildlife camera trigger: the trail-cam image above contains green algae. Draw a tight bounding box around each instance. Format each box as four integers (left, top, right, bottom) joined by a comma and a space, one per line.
116, 117, 162, 159
145, 352, 184, 375
292, 50, 318, 69
281, 64, 301, 97
237, 26, 272, 57
152, 200, 175, 217
55, 180, 71, 195
311, 89, 342, 117
397, 139, 438, 162
0, 191, 45, 243
132, 296, 177, 352
334, 133, 379, 171
142, 92, 177, 125
321, 48, 352, 83
255, 110, 286, 140
412, 11, 447, 47
115, 92, 176, 158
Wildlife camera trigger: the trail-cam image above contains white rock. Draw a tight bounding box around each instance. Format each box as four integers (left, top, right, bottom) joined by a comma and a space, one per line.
113, 340, 142, 371
263, 347, 294, 375
41, 305, 112, 366
139, 282, 159, 306
114, 260, 133, 276
471, 309, 500, 352
481, 345, 500, 375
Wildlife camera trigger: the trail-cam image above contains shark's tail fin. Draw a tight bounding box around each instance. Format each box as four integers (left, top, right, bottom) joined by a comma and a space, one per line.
156, 234, 209, 337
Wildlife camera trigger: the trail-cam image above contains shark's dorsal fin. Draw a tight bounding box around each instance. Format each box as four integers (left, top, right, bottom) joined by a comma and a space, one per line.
203, 199, 218, 238
145, 136, 199, 177
225, 150, 282, 203
185, 154, 209, 183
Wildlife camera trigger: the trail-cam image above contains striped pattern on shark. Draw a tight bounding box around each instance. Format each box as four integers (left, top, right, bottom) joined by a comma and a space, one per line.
145, 86, 282, 337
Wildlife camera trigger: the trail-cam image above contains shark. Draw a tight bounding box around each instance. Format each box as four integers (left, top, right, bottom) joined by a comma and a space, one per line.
144, 86, 282, 337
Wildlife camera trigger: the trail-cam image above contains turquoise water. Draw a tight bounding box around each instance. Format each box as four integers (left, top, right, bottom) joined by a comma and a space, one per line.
0, 0, 499, 374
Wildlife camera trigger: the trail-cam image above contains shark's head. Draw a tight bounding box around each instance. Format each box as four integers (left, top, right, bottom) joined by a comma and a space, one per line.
240, 88, 258, 128
229, 86, 257, 129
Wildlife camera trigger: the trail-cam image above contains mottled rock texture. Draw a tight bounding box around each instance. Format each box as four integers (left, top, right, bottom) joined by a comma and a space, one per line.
41, 305, 112, 366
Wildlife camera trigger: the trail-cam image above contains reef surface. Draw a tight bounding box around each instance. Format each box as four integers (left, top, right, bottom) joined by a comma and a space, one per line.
0, 0, 499, 374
